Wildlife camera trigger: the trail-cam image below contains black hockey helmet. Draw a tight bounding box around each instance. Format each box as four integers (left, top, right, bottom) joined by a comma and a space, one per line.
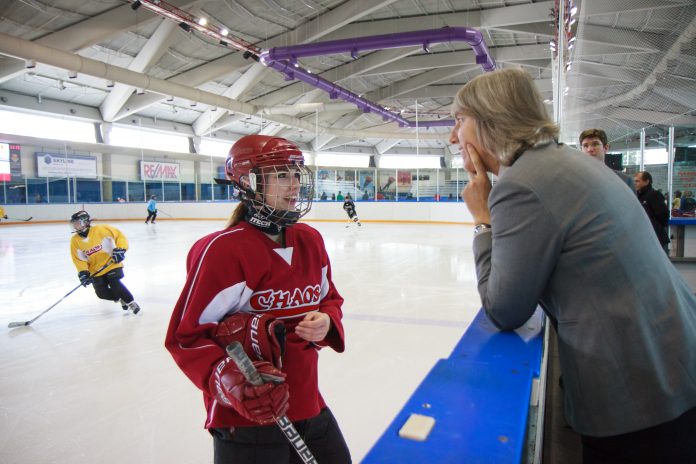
70, 210, 91, 234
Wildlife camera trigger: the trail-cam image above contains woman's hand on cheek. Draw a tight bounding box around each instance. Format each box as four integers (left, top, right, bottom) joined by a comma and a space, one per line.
463, 144, 492, 224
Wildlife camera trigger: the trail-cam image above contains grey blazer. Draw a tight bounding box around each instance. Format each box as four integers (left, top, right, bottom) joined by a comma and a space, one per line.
473, 142, 696, 436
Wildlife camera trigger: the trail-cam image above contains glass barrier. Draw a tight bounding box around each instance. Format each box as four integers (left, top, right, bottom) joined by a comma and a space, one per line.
2, 167, 473, 205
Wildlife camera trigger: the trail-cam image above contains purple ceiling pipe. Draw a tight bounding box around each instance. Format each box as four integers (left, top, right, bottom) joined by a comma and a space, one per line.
263, 59, 413, 127
258, 27, 496, 128
260, 27, 496, 72
264, 59, 452, 128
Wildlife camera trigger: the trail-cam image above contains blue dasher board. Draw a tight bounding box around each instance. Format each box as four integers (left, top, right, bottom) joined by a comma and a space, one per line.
362, 358, 534, 464
363, 308, 545, 463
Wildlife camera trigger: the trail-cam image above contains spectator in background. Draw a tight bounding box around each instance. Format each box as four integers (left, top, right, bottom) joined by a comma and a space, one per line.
451, 67, 696, 464
680, 190, 696, 214
634, 171, 670, 253
672, 190, 682, 210
579, 128, 633, 189
320, 191, 328, 200
336, 191, 344, 201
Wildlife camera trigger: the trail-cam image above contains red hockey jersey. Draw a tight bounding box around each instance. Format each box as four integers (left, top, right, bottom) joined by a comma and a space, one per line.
165, 221, 345, 428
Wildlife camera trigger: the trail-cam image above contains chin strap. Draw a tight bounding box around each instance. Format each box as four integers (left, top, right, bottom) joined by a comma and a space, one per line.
244, 205, 283, 235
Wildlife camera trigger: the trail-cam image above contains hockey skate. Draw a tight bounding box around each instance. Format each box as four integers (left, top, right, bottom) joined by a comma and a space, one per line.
127, 301, 141, 314
119, 298, 128, 311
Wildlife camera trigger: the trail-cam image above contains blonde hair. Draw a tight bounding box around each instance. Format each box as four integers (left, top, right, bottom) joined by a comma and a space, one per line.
451, 68, 559, 166
225, 202, 247, 228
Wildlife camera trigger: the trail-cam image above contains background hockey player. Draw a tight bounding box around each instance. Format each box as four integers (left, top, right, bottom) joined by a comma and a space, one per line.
69, 211, 140, 314
165, 135, 351, 464
342, 194, 362, 227
145, 194, 157, 224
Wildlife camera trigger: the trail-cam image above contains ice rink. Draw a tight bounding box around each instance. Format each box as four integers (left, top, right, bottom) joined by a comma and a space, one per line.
1, 219, 481, 463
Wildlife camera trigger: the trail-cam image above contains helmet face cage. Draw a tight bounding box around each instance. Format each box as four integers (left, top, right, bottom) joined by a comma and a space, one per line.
70, 211, 91, 233
226, 135, 314, 228
242, 163, 314, 228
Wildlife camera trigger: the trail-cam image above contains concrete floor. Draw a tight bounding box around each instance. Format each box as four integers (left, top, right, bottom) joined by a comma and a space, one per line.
1, 220, 481, 463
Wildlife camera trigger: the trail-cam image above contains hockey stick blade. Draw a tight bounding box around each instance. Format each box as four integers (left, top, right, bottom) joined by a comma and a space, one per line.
8, 321, 30, 328
226, 342, 318, 464
7, 216, 32, 222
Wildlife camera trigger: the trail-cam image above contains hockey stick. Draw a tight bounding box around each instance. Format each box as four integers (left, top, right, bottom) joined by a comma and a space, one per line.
6, 216, 33, 222
8, 261, 113, 329
156, 209, 172, 218
226, 342, 318, 464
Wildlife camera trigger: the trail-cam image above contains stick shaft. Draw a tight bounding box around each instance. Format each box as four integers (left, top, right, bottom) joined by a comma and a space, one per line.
226, 342, 318, 464
7, 261, 112, 329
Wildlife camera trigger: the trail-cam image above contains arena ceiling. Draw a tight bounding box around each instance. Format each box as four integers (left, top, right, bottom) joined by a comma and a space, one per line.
0, 0, 694, 161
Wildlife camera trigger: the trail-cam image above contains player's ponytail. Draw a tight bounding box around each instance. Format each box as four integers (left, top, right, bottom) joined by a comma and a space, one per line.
226, 202, 248, 228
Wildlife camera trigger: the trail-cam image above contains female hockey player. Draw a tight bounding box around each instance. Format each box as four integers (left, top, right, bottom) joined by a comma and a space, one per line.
69, 211, 140, 314
165, 135, 351, 464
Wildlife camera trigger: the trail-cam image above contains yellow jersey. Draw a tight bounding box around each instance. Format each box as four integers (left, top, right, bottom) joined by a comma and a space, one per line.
70, 224, 128, 276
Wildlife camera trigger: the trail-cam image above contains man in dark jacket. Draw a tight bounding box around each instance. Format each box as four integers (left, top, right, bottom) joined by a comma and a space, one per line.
634, 171, 670, 253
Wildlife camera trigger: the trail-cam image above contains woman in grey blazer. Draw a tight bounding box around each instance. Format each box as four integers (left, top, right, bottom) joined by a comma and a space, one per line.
450, 67, 696, 464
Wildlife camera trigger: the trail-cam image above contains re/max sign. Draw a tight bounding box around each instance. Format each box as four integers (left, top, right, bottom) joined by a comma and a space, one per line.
140, 161, 180, 181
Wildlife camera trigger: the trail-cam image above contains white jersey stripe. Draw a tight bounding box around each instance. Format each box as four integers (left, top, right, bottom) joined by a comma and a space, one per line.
319, 265, 329, 301
199, 282, 253, 324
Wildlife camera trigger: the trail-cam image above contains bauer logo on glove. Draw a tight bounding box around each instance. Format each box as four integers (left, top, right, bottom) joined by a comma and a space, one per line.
111, 247, 126, 263
214, 312, 286, 369
209, 357, 289, 424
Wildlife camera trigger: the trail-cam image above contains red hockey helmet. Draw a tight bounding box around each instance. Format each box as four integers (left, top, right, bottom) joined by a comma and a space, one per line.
223, 135, 314, 227
225, 135, 305, 185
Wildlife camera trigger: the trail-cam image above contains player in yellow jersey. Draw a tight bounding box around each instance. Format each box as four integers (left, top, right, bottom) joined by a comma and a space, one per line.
69, 211, 141, 314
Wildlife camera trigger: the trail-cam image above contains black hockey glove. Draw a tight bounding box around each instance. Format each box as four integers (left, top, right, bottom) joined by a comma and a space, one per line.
112, 248, 126, 263
78, 271, 93, 287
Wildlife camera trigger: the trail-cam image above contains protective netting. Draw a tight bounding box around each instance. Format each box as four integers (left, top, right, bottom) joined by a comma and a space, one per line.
558, 0, 696, 199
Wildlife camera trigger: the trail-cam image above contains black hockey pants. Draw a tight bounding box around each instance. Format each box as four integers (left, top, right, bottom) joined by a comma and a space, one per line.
211, 407, 351, 464
92, 268, 134, 304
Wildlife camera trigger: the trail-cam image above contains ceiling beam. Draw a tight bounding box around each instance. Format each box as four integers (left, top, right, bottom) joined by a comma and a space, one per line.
160, 0, 400, 133
100, 19, 178, 122
579, 0, 688, 17
577, 13, 696, 114
0, 0, 195, 86
365, 65, 479, 102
